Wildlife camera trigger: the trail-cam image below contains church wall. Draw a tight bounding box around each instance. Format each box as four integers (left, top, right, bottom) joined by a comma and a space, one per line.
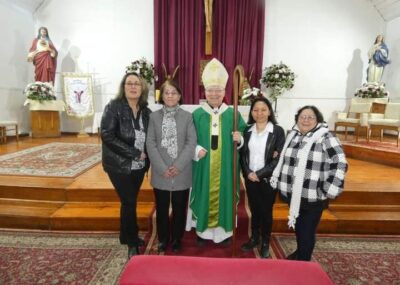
263, 0, 386, 130
384, 18, 400, 102
34, 0, 154, 133
0, 2, 34, 133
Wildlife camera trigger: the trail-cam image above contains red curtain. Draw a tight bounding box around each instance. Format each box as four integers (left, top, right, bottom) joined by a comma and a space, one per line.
154, 0, 265, 104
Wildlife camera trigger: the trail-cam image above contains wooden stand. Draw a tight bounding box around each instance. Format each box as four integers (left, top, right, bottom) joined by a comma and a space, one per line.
31, 111, 60, 138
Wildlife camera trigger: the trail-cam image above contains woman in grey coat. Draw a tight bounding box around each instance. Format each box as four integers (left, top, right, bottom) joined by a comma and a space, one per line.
146, 79, 197, 253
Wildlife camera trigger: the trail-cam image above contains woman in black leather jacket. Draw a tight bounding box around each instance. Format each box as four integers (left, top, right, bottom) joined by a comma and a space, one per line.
239, 96, 285, 258
101, 72, 151, 259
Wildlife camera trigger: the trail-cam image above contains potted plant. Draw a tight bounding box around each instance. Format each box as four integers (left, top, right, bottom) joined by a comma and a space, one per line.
24, 82, 56, 102
354, 82, 389, 98
260, 62, 295, 111
240, 87, 265, 105
126, 57, 158, 85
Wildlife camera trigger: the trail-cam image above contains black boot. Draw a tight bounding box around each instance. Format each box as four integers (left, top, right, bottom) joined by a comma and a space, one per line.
260, 242, 270, 258
286, 250, 298, 260
221, 237, 231, 247
128, 245, 140, 258
241, 230, 260, 252
241, 236, 260, 252
158, 240, 168, 253
196, 236, 206, 247
171, 240, 182, 253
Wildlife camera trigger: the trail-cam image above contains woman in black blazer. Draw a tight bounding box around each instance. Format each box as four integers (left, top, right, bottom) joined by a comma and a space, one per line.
101, 72, 151, 259
240, 96, 285, 258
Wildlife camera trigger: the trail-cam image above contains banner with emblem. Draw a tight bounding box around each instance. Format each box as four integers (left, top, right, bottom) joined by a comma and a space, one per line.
62, 73, 94, 118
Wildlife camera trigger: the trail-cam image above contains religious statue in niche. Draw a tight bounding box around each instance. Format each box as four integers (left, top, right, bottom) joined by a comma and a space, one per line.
367, 34, 390, 83
27, 27, 58, 84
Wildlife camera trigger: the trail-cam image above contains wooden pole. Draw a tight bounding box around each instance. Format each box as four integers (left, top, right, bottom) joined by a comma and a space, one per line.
231, 65, 242, 257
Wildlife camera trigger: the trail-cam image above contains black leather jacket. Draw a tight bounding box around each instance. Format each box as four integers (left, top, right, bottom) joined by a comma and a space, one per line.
101, 98, 151, 174
240, 124, 285, 181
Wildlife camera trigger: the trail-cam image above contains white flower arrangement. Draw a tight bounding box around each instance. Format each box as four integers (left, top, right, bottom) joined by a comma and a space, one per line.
260, 62, 295, 101
354, 82, 389, 98
24, 82, 56, 102
240, 87, 267, 105
126, 57, 158, 85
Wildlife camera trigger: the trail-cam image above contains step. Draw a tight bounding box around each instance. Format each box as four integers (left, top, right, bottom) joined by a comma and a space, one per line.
0, 181, 154, 204
0, 199, 64, 230
50, 202, 154, 231
0, 199, 154, 232
271, 204, 338, 233
343, 143, 400, 167
65, 164, 155, 202
65, 187, 154, 203
0, 176, 70, 201
330, 204, 400, 234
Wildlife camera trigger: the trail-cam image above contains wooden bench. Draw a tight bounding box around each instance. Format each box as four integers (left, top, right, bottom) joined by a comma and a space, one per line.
0, 121, 19, 143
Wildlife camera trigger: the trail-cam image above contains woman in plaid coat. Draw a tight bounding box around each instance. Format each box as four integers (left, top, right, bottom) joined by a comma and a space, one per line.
270, 105, 348, 261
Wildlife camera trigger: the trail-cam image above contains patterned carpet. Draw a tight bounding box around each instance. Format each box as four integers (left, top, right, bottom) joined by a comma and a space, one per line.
0, 230, 143, 285
1, 231, 399, 284
0, 142, 101, 177
272, 233, 400, 285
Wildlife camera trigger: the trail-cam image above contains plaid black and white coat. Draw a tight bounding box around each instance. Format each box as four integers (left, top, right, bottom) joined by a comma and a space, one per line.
277, 123, 348, 203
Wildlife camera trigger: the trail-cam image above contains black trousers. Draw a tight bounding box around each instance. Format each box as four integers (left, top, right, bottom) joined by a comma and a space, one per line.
154, 188, 189, 243
244, 179, 277, 241
294, 204, 324, 261
107, 169, 146, 247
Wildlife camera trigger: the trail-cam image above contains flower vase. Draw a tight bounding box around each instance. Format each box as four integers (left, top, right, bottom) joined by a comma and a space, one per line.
148, 83, 156, 104
265, 88, 281, 112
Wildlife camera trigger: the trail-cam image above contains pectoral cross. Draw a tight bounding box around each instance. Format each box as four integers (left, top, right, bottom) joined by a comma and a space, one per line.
204, 0, 213, 55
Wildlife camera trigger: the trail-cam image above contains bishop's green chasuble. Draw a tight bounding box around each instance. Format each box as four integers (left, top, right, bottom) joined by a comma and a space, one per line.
190, 104, 246, 233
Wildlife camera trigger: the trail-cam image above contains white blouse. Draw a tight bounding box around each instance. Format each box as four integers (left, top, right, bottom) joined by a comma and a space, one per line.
248, 122, 274, 172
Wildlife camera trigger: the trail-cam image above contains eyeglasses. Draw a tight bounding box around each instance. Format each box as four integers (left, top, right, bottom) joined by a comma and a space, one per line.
205, 88, 224, 94
164, 91, 179, 96
299, 115, 316, 121
125, 82, 141, 87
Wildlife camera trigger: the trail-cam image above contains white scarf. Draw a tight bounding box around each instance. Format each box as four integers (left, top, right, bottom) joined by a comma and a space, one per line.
270, 126, 328, 229
161, 106, 179, 159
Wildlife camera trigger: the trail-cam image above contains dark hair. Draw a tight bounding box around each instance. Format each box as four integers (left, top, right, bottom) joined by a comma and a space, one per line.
158, 79, 183, 105
115, 72, 149, 109
294, 105, 324, 123
247, 97, 278, 125
37, 27, 50, 40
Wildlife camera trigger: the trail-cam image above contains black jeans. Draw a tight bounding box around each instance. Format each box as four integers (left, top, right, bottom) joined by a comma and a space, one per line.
107, 168, 146, 247
154, 188, 189, 243
244, 179, 277, 241
294, 203, 324, 261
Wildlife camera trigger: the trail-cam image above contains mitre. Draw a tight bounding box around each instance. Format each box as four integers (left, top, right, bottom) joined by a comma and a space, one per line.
202, 58, 228, 89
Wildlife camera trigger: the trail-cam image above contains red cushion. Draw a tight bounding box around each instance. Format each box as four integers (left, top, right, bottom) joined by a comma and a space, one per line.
119, 255, 334, 285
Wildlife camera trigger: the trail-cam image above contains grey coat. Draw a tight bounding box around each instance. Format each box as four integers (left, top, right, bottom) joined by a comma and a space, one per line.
146, 107, 197, 191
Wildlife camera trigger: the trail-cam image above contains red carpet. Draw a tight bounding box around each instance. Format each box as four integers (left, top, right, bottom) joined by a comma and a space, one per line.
144, 188, 261, 258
